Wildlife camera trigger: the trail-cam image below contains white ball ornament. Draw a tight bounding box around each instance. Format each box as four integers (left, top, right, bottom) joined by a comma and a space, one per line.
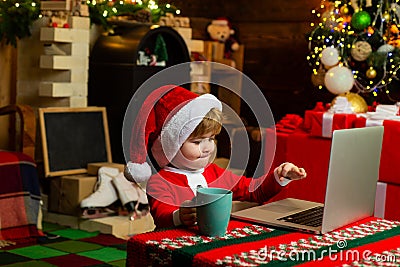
351, 41, 372, 61
321, 47, 339, 67
324, 66, 355, 94
377, 44, 395, 53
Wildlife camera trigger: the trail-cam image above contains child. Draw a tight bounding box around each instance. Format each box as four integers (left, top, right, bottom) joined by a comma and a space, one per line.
125, 85, 306, 228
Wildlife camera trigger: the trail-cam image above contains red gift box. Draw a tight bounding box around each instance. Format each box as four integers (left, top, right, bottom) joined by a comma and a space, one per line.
306, 111, 357, 138
375, 182, 400, 221
354, 117, 400, 185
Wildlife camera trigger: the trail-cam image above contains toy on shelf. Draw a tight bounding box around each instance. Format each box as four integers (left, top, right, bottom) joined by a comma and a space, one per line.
49, 11, 69, 28
41, 0, 89, 28
159, 13, 190, 28
207, 17, 239, 67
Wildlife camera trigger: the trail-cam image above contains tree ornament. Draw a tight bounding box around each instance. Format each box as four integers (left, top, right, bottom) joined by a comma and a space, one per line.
377, 44, 395, 53
324, 66, 355, 94
321, 47, 339, 67
331, 92, 368, 113
351, 11, 371, 31
321, 8, 338, 29
340, 5, 349, 15
311, 67, 326, 87
383, 12, 390, 21
351, 41, 372, 61
366, 67, 377, 79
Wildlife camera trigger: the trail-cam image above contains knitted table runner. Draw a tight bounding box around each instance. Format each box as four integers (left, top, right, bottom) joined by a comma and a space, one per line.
127, 217, 400, 266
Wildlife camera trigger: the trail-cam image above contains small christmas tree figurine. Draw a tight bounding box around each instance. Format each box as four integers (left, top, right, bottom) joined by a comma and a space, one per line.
153, 34, 168, 66
307, 0, 400, 102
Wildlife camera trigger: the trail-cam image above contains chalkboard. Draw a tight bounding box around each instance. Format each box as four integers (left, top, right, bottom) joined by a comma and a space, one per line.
39, 107, 112, 177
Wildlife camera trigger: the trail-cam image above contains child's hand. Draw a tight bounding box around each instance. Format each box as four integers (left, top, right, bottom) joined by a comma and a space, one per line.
179, 200, 197, 226
276, 162, 307, 181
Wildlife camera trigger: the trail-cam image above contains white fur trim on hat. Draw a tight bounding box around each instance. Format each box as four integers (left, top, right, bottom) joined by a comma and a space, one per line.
157, 93, 222, 166
126, 161, 152, 183
212, 19, 229, 26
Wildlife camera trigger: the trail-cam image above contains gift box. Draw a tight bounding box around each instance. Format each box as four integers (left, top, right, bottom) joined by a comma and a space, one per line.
306, 110, 357, 138
49, 174, 97, 216
354, 117, 400, 185
375, 182, 400, 221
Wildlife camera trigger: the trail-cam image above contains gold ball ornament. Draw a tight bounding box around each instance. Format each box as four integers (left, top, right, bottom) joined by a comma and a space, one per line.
366, 67, 377, 79
340, 5, 349, 15
311, 68, 326, 87
331, 92, 368, 113
351, 41, 372, 61
383, 12, 390, 21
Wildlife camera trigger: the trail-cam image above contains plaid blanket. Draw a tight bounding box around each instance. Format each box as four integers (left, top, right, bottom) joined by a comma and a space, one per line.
0, 151, 41, 245
127, 217, 400, 266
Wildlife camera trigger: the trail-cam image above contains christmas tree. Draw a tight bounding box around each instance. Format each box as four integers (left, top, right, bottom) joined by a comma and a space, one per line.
308, 0, 400, 104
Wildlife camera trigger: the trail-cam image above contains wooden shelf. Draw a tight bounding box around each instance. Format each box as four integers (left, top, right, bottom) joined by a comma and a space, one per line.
40, 27, 89, 43
39, 82, 87, 97
40, 55, 88, 70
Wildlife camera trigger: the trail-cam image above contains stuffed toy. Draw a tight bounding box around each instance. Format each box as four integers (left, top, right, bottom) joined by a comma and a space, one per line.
207, 18, 239, 60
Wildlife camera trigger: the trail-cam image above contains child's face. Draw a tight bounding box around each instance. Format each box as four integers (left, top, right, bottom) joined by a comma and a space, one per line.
174, 132, 216, 170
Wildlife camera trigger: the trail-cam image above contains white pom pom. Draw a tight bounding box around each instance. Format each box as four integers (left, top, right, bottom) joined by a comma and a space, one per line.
126, 161, 152, 183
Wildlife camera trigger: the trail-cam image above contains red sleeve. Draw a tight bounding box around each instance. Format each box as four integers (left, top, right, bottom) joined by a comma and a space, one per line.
147, 195, 177, 229
146, 171, 194, 228
206, 164, 284, 204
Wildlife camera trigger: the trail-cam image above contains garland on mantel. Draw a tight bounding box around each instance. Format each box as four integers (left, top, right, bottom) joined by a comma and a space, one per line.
0, 0, 180, 47
0, 0, 41, 47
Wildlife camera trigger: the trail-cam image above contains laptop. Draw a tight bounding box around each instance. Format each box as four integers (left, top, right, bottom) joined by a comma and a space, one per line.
231, 126, 384, 234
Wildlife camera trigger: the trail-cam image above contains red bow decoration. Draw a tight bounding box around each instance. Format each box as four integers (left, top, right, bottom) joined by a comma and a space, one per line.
275, 114, 303, 133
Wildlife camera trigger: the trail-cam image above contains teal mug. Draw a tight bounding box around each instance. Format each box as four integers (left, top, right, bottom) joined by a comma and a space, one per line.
196, 187, 233, 237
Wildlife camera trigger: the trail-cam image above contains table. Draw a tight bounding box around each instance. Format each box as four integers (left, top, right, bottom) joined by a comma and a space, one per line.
127, 217, 400, 266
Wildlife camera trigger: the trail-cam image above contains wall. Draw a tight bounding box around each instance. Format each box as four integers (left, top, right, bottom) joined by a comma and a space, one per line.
172, 0, 332, 124
0, 42, 16, 150
1, 1, 330, 146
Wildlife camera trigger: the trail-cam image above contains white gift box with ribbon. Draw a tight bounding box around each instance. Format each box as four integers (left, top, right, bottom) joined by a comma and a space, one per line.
321, 97, 356, 138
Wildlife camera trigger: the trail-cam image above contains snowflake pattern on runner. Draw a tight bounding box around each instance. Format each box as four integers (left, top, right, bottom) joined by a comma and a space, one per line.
215, 219, 400, 266
145, 224, 273, 266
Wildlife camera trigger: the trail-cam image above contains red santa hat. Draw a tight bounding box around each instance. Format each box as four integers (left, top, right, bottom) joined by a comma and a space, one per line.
211, 17, 231, 27
126, 85, 222, 183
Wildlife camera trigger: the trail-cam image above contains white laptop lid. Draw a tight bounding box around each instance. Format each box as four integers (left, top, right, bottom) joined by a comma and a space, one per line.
231, 126, 384, 234
321, 126, 384, 233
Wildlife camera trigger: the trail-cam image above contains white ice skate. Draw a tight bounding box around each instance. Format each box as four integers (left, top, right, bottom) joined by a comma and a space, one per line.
80, 167, 119, 219
112, 172, 149, 220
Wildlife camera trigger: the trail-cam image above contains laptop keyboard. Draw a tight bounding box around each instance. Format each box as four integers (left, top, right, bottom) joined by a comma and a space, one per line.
277, 206, 324, 227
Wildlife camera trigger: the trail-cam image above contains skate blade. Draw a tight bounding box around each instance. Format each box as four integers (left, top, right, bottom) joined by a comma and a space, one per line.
81, 208, 117, 219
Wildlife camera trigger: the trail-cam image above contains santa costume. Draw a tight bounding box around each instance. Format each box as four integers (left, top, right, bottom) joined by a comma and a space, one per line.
125, 85, 289, 228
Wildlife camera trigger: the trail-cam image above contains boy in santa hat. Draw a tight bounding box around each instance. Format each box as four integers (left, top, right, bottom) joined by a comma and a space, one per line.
125, 85, 306, 228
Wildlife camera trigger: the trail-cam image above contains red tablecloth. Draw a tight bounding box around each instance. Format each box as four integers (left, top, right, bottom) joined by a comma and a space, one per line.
127, 217, 400, 267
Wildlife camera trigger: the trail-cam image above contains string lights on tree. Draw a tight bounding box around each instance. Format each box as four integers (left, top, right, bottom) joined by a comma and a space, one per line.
307, 0, 400, 102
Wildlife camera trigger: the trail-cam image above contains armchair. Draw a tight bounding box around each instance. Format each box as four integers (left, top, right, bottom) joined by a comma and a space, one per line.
0, 104, 42, 246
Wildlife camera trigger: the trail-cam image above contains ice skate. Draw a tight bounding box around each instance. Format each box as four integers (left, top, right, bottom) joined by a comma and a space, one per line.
112, 172, 149, 219
43, 43, 67, 56
80, 167, 119, 219
135, 186, 150, 218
